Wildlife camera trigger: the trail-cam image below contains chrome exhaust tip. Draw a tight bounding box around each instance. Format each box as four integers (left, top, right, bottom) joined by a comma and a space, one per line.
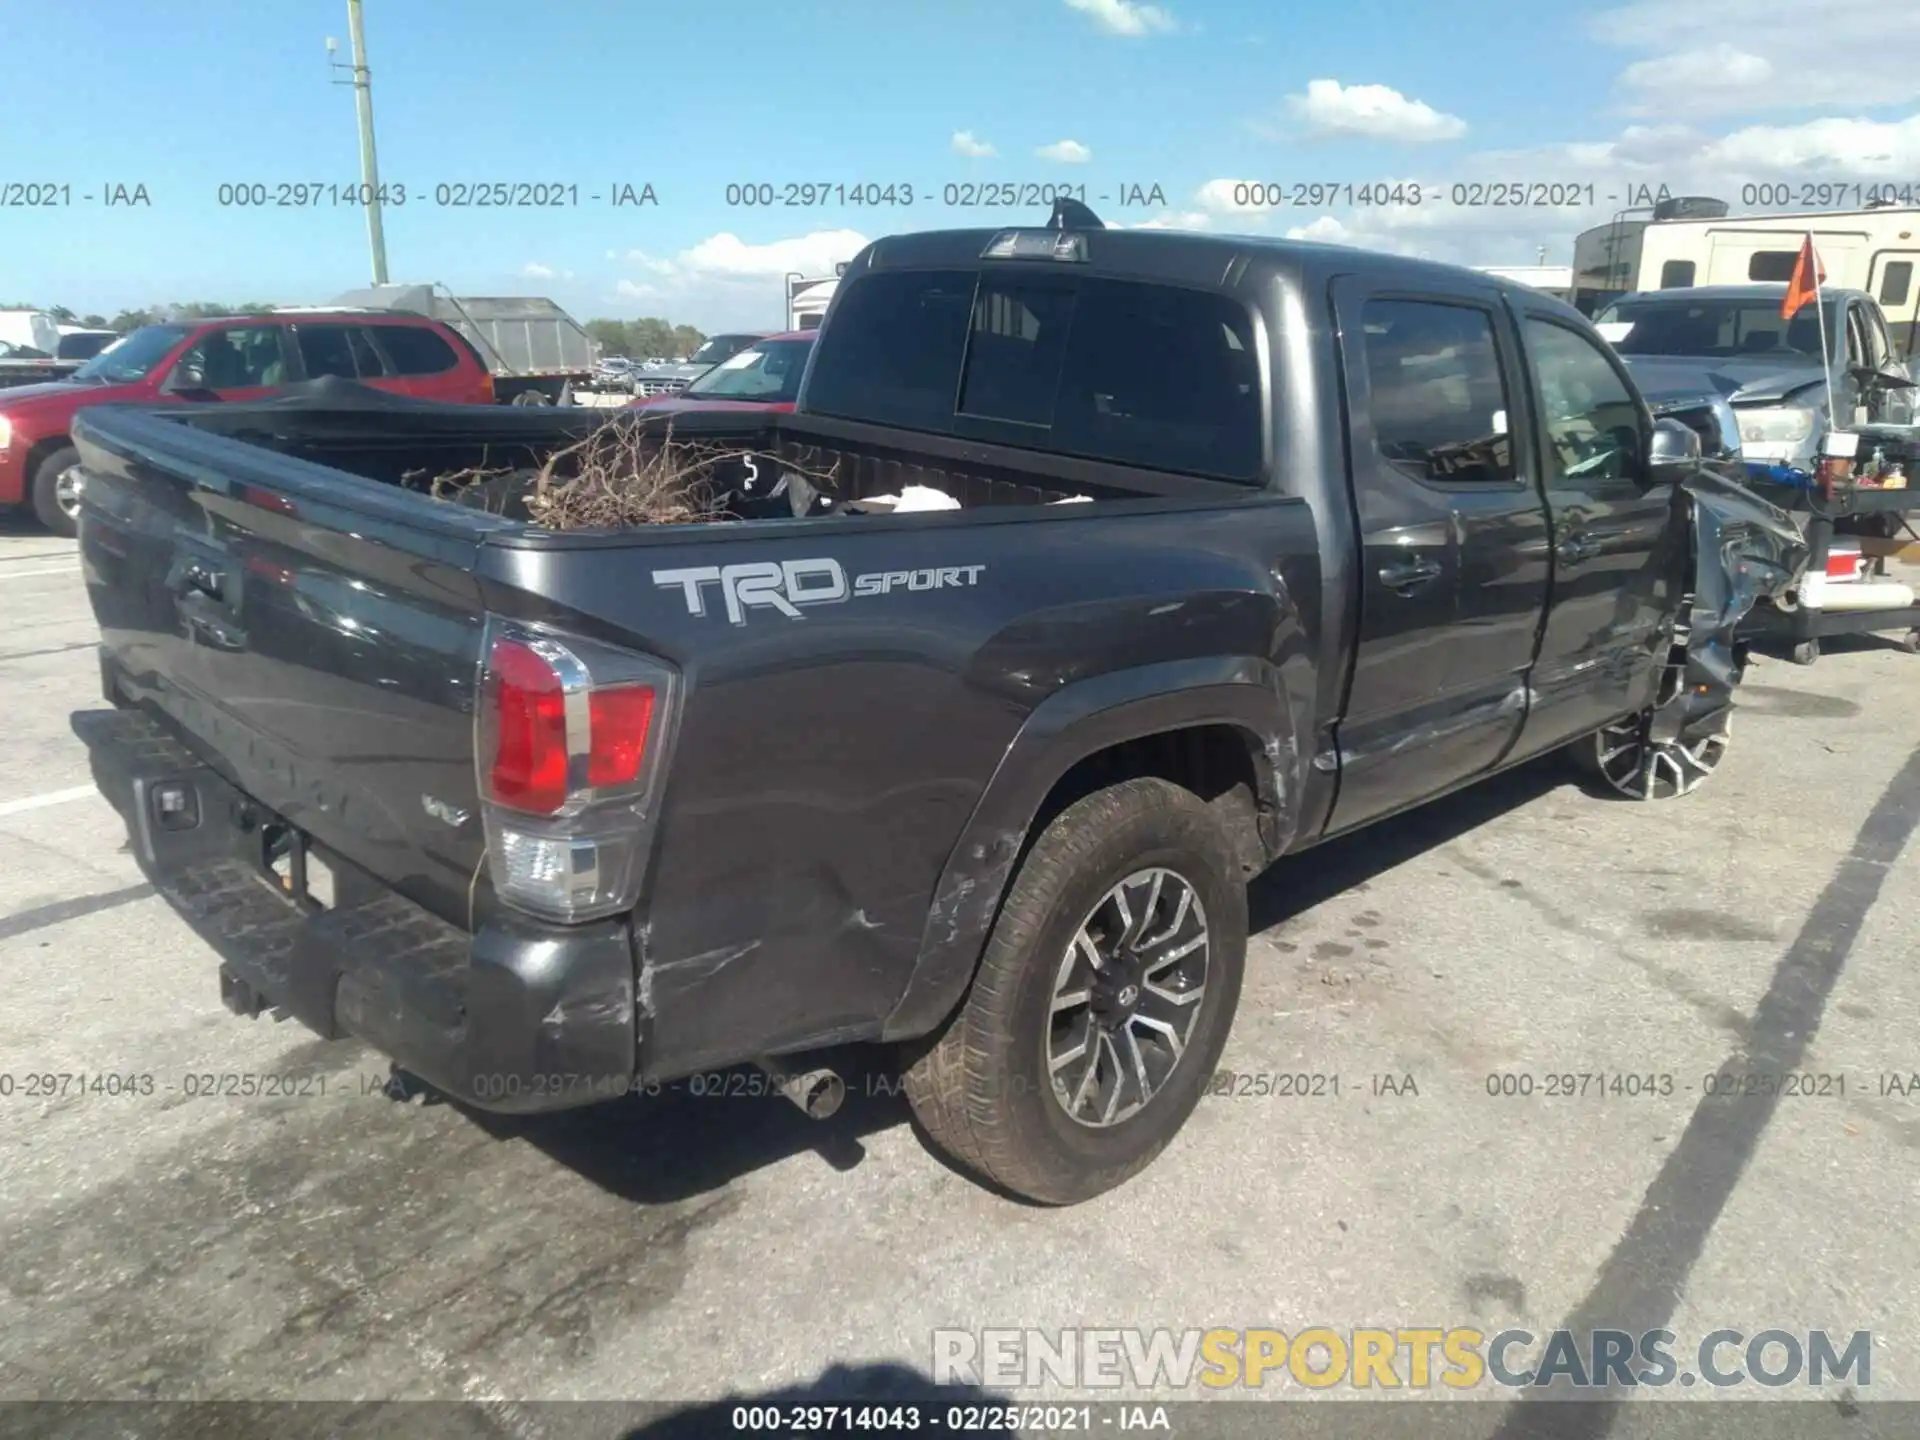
754, 1056, 846, 1120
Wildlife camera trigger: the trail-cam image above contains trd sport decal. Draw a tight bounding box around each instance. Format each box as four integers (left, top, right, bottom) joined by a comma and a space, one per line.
652, 559, 985, 625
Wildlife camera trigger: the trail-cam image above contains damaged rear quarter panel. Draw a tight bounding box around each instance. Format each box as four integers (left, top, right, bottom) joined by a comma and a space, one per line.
510, 500, 1319, 1079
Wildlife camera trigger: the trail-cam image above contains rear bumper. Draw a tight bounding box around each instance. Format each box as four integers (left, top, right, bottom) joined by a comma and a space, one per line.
81, 701, 639, 1113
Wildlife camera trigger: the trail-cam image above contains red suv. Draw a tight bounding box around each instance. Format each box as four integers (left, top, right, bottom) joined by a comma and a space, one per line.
0, 311, 495, 536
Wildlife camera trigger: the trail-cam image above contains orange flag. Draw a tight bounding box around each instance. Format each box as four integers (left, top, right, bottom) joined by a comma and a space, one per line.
1780, 235, 1825, 320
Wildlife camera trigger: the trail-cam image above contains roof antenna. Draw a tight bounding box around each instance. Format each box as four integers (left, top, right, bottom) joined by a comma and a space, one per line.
1048, 197, 1105, 230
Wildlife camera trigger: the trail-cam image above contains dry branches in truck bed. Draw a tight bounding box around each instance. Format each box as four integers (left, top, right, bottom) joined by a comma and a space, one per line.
421, 414, 839, 529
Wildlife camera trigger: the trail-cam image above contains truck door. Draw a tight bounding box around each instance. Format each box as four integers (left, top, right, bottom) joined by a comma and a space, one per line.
1324, 279, 1553, 832
1509, 307, 1682, 754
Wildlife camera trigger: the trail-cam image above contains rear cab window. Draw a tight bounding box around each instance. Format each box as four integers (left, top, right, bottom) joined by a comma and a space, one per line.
803, 267, 1265, 482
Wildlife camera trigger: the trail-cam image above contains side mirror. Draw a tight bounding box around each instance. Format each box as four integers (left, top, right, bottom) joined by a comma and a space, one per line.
1648, 416, 1701, 484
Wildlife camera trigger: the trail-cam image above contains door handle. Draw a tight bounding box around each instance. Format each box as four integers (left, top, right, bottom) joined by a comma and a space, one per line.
1377, 556, 1443, 593
1556, 534, 1596, 564
171, 559, 226, 602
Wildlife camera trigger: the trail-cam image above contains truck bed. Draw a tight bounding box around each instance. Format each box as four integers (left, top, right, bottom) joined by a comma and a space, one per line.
72, 385, 1321, 1080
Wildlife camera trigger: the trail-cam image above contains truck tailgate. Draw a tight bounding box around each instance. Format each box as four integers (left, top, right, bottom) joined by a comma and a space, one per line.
74, 404, 500, 928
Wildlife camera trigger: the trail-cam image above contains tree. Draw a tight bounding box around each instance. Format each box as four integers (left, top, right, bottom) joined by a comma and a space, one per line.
583, 315, 706, 360
47, 306, 76, 324
110, 309, 159, 333
80, 314, 107, 329
585, 319, 630, 356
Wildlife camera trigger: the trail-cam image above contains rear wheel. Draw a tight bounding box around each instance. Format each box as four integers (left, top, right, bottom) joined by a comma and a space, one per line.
31, 444, 83, 538
902, 777, 1247, 1205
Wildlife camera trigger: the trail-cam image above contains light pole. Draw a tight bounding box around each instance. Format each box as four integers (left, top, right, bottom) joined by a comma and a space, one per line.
327, 0, 389, 284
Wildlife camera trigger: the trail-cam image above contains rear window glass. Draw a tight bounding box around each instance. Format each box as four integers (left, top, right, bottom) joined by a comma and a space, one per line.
806, 268, 1264, 481
804, 270, 975, 427
374, 324, 459, 375
1747, 251, 1799, 282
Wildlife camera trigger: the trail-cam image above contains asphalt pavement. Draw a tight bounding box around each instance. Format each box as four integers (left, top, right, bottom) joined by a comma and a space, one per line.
1, 516, 1917, 1433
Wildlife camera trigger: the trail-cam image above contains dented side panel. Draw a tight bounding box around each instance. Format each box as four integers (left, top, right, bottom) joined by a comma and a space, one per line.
1669, 470, 1810, 739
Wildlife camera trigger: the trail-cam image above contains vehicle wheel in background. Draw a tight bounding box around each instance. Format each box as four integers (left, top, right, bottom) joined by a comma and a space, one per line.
509, 388, 552, 406
1791, 638, 1820, 665
902, 777, 1247, 1205
31, 444, 83, 538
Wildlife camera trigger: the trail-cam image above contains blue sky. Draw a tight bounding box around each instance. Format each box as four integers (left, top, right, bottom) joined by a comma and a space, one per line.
8, 0, 1920, 330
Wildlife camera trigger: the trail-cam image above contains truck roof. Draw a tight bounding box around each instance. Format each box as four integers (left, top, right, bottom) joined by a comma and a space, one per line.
1610, 283, 1874, 304
852, 225, 1591, 323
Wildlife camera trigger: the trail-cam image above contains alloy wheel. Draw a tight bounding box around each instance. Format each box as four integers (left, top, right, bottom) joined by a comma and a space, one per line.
1045, 867, 1210, 1128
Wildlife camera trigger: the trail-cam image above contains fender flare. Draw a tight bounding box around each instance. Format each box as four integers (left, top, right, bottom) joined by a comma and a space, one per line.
880, 655, 1300, 1041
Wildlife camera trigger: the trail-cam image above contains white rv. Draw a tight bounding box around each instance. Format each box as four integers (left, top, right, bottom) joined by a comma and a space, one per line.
1634, 206, 1920, 351
784, 265, 848, 332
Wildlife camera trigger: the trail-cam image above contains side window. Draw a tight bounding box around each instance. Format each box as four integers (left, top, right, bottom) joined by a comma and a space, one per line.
1748, 251, 1800, 282
1361, 300, 1514, 486
1844, 306, 1870, 368
1658, 260, 1696, 288
374, 324, 459, 376
297, 325, 362, 379
1880, 261, 1913, 308
1524, 319, 1644, 488
349, 327, 388, 376
170, 326, 287, 390
1048, 278, 1262, 480
803, 269, 976, 426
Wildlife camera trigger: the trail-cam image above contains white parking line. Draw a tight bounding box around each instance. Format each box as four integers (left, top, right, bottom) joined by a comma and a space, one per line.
0, 785, 97, 817
0, 565, 81, 581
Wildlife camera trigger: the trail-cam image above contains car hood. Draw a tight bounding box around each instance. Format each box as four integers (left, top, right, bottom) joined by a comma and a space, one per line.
640, 363, 713, 382
1620, 354, 1827, 408
0, 380, 96, 407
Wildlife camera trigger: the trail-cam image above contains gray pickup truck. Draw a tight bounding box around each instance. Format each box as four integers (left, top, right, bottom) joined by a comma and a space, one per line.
70, 206, 1804, 1204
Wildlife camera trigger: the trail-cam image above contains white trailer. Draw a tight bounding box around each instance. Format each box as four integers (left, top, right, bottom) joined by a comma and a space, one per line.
784, 266, 848, 332
1635, 206, 1920, 352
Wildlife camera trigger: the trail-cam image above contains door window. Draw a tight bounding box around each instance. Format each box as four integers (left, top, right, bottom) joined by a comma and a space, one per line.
1361, 300, 1515, 486
170, 327, 288, 389
1878, 261, 1912, 308
1524, 319, 1644, 487
296, 324, 364, 379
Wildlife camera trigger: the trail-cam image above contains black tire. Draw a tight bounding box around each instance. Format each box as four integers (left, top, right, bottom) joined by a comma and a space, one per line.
903, 777, 1247, 1205
31, 444, 82, 538
1791, 638, 1820, 666
509, 387, 552, 407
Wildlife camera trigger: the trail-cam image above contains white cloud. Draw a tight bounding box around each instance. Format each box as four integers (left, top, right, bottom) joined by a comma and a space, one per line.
951, 130, 997, 158
1284, 79, 1467, 142
1616, 44, 1773, 112
1122, 210, 1213, 230
1064, 0, 1177, 36
521, 262, 555, 279
1193, 178, 1271, 216
1036, 139, 1093, 163
1592, 0, 1920, 113
602, 229, 870, 329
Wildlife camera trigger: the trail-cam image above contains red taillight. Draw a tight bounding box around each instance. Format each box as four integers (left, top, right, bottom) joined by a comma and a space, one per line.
487, 637, 569, 814
587, 685, 655, 787
483, 635, 658, 815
